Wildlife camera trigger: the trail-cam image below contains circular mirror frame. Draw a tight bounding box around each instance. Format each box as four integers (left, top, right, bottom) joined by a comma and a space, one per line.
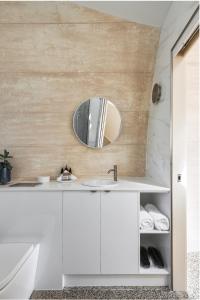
73, 97, 122, 149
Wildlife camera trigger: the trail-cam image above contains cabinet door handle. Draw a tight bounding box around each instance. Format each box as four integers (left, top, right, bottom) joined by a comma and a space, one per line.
90, 190, 97, 193
104, 190, 111, 193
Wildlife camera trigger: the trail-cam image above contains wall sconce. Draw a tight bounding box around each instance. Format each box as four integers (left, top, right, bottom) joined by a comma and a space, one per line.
152, 83, 161, 104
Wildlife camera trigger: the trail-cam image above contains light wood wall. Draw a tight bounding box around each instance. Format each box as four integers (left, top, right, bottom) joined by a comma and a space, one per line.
0, 2, 159, 179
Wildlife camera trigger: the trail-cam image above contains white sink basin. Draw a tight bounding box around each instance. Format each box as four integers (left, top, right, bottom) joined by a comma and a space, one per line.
81, 179, 118, 187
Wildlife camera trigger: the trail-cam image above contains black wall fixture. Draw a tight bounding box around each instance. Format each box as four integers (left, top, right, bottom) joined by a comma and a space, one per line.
152, 83, 161, 104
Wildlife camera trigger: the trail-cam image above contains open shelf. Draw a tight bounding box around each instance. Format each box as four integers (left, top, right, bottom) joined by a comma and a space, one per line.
140, 230, 170, 234
139, 192, 171, 280
140, 266, 170, 275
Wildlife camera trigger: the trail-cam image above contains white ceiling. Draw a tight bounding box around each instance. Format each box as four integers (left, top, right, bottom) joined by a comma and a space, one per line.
76, 1, 172, 27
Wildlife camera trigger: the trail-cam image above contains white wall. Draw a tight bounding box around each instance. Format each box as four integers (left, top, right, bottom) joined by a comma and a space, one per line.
146, 1, 199, 186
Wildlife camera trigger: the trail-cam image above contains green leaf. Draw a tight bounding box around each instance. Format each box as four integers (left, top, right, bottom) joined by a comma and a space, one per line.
0, 150, 13, 169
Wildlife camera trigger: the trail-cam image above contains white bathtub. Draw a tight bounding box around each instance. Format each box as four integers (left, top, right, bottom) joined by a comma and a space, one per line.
0, 243, 39, 299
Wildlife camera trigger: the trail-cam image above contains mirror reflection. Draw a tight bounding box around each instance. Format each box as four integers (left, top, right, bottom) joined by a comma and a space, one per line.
73, 97, 121, 148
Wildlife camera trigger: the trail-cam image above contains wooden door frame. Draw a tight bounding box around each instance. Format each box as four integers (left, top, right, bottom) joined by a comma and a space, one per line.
170, 7, 199, 291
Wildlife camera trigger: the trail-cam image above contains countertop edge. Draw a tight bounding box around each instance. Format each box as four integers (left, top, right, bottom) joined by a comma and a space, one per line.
0, 177, 170, 193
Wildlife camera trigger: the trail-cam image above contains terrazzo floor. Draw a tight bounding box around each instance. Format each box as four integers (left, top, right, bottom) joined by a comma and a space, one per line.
31, 286, 188, 299
31, 252, 199, 300
187, 251, 200, 300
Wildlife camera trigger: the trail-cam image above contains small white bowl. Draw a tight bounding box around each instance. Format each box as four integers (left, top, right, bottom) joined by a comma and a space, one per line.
37, 176, 50, 183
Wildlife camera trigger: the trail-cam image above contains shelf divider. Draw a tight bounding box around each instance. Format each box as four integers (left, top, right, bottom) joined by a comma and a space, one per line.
140, 266, 170, 275
140, 230, 170, 234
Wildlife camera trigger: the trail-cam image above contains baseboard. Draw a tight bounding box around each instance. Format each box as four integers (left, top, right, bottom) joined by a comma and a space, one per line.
63, 275, 170, 287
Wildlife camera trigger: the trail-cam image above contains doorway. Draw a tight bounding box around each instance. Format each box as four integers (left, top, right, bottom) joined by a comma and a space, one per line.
172, 12, 199, 297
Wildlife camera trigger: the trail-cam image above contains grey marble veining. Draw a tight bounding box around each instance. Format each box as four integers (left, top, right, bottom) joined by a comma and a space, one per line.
31, 286, 188, 299
146, 2, 198, 188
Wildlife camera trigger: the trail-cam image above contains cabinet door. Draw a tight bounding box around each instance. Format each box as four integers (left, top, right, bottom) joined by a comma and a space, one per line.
63, 191, 100, 274
101, 191, 139, 274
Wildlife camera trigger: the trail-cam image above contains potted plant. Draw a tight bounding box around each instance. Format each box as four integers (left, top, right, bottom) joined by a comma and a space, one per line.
0, 149, 13, 184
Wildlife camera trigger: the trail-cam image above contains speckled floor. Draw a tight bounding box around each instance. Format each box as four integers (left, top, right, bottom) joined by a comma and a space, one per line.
31, 251, 200, 299
187, 251, 200, 300
31, 286, 188, 299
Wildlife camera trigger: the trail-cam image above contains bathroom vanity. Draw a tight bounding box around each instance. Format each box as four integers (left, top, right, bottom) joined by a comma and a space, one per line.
0, 178, 170, 290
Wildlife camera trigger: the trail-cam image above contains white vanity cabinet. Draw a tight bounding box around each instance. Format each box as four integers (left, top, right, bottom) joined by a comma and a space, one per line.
101, 191, 139, 274
0, 180, 170, 288
63, 191, 101, 274
63, 191, 139, 275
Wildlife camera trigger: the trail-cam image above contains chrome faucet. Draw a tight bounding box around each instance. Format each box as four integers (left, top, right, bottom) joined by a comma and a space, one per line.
107, 165, 118, 181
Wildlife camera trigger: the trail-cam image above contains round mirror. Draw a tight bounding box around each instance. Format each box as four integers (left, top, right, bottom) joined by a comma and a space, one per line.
73, 97, 121, 148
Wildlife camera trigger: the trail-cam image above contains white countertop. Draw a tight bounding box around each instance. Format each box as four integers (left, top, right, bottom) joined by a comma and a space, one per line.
0, 177, 170, 193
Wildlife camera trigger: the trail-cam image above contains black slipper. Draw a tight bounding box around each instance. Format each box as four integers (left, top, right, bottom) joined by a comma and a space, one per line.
140, 246, 150, 268
148, 247, 164, 268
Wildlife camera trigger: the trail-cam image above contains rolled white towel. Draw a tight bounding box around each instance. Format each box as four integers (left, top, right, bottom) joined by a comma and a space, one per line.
140, 205, 154, 231
144, 203, 169, 231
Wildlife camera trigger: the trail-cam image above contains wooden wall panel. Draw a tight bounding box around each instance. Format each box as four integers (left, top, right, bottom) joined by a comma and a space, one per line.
0, 2, 124, 24
7, 145, 146, 179
0, 23, 158, 73
0, 2, 159, 179
0, 73, 153, 113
